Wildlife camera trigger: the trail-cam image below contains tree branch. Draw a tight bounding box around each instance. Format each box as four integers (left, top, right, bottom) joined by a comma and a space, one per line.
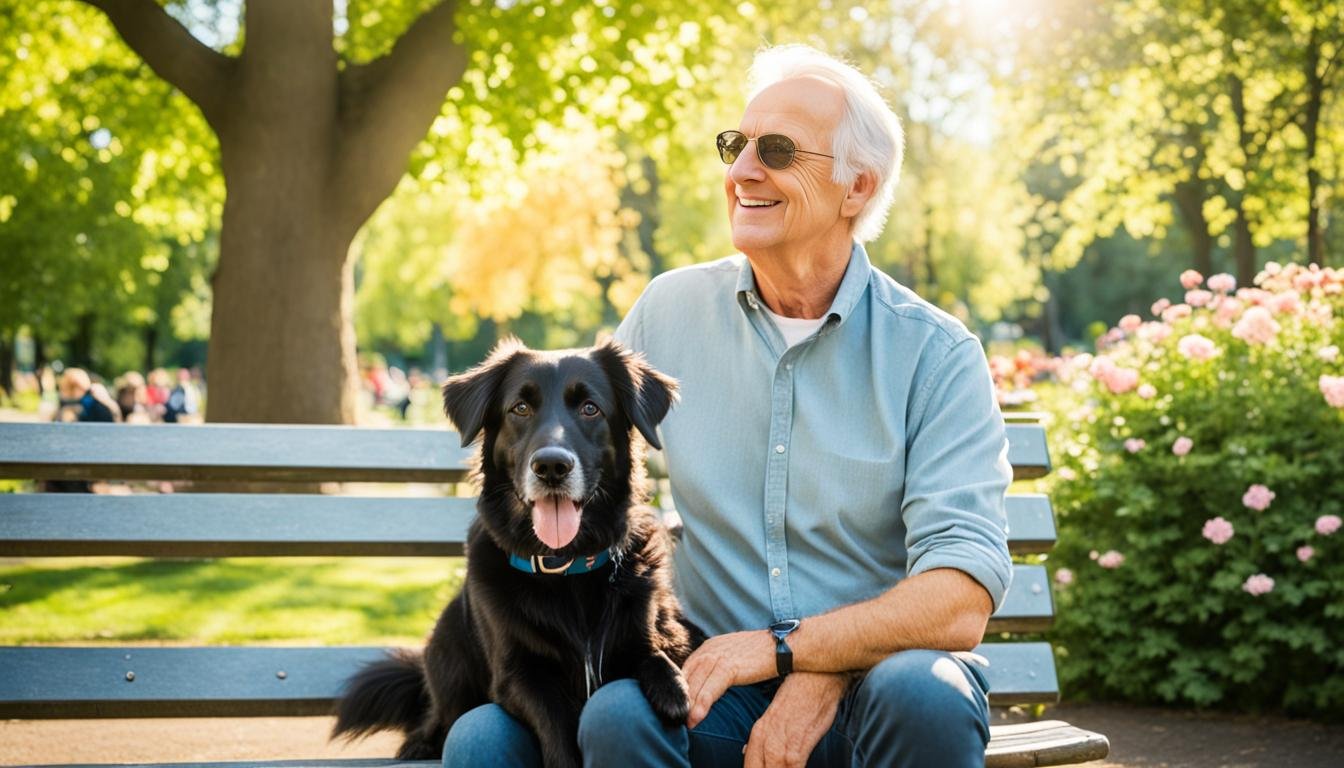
331, 0, 467, 233
82, 0, 235, 131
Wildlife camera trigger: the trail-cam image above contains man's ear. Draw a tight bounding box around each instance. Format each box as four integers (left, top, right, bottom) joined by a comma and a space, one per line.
592, 340, 679, 450
442, 337, 528, 447
840, 169, 878, 219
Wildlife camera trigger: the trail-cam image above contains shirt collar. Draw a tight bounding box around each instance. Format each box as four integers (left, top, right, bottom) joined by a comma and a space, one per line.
736, 241, 871, 326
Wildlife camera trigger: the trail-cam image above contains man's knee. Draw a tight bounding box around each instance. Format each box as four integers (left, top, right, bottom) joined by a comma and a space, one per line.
442, 704, 536, 768
578, 679, 657, 747
857, 649, 988, 725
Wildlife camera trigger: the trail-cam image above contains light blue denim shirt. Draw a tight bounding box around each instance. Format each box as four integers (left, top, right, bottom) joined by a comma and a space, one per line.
614, 242, 1012, 637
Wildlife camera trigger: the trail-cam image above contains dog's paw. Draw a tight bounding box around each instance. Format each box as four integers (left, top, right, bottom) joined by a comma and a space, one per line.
639, 667, 691, 725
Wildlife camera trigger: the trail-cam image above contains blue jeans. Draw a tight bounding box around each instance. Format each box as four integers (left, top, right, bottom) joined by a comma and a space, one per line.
441, 649, 990, 767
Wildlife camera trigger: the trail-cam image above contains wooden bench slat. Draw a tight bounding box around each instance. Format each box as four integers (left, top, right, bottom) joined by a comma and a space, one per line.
0, 422, 1047, 482
0, 423, 473, 483
0, 494, 475, 557
0, 642, 1059, 718
1005, 494, 1057, 554
1005, 423, 1050, 479
986, 720, 1111, 767
0, 494, 1055, 556
991, 564, 1053, 633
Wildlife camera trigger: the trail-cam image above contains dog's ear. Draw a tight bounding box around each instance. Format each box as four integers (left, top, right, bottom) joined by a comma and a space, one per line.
442, 337, 528, 447
593, 340, 679, 450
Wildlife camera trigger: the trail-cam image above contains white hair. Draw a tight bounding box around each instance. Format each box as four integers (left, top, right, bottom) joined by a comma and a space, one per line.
746, 45, 904, 243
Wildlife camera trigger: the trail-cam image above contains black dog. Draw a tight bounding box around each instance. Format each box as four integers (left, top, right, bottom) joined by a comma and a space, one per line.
333, 339, 700, 767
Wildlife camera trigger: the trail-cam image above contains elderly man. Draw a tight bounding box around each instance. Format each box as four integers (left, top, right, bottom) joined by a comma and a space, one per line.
443, 45, 1011, 767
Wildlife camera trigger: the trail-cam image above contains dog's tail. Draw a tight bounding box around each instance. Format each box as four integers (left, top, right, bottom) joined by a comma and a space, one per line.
331, 648, 430, 740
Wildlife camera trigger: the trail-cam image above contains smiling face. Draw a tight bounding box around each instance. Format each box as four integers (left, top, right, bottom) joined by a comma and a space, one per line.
725, 76, 856, 261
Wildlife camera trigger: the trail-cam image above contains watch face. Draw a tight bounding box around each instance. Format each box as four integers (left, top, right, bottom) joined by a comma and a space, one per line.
770, 618, 801, 639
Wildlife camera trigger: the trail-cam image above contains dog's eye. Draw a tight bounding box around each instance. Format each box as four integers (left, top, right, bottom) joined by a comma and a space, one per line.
579, 401, 601, 417
510, 402, 531, 417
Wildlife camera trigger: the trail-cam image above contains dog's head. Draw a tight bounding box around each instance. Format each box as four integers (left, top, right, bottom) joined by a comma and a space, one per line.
442, 338, 678, 557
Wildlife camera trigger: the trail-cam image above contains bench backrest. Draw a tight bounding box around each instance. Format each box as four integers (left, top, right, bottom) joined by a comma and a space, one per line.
0, 420, 1058, 718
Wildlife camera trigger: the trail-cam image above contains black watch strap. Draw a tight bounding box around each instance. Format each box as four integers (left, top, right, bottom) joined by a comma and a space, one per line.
769, 619, 802, 677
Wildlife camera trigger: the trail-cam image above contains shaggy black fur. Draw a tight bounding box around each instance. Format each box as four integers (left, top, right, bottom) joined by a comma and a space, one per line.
332, 339, 701, 767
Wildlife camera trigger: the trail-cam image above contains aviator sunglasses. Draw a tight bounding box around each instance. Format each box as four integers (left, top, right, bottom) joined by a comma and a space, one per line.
716, 130, 834, 170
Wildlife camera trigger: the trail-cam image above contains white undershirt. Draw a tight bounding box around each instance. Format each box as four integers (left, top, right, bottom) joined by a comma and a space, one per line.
761, 303, 827, 348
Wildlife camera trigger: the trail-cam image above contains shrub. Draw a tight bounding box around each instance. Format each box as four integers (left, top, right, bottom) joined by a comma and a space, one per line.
1045, 263, 1344, 719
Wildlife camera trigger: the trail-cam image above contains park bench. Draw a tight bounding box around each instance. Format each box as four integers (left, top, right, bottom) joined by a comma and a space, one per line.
0, 419, 1108, 767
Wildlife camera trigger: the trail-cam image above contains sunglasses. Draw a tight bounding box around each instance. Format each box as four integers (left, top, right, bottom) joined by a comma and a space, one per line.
716, 130, 834, 170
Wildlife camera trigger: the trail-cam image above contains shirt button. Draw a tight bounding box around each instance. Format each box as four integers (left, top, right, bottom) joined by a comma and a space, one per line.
785, 362, 793, 370
774, 444, 785, 454
771, 568, 781, 577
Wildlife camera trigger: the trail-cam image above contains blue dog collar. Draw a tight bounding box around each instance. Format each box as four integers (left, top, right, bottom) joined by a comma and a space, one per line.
508, 550, 612, 575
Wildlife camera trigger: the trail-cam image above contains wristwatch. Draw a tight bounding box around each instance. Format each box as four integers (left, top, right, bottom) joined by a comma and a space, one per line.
769, 618, 802, 676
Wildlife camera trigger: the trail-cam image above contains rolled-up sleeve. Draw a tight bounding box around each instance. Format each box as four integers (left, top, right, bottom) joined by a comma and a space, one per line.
901, 337, 1013, 610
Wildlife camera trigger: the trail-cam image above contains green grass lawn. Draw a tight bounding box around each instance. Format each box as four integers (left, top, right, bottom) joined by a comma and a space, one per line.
0, 556, 464, 645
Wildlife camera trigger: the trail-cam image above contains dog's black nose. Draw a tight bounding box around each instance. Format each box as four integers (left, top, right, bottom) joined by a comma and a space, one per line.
530, 447, 575, 483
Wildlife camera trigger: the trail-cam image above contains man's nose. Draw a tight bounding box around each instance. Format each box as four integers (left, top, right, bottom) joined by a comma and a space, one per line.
729, 142, 766, 184
530, 446, 575, 483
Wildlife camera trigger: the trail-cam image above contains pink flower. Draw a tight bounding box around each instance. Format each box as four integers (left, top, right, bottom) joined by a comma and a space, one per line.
1297, 546, 1314, 563
1055, 568, 1074, 585
1098, 550, 1125, 569
1104, 367, 1140, 394
1180, 269, 1204, 289
1162, 303, 1193, 323
1119, 314, 1142, 333
1089, 550, 1099, 560
1185, 289, 1213, 308
1242, 484, 1276, 511
1088, 355, 1116, 379
1212, 298, 1243, 329
1202, 516, 1234, 545
1321, 375, 1344, 408
1138, 383, 1157, 399
1124, 438, 1146, 453
1268, 290, 1302, 315
1177, 333, 1217, 361
1172, 436, 1193, 456
1242, 573, 1275, 596
1151, 298, 1171, 316
1058, 467, 1077, 481
1232, 306, 1281, 344
1319, 346, 1339, 362
1317, 514, 1342, 536
1207, 273, 1236, 293
1139, 322, 1172, 343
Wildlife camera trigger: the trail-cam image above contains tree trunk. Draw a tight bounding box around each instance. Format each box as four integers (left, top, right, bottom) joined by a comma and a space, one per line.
142, 323, 158, 375
69, 313, 95, 370
32, 332, 47, 393
88, 0, 466, 425
1303, 31, 1326, 266
205, 4, 352, 424
0, 330, 14, 400
1234, 205, 1257, 288
1227, 74, 1258, 286
1173, 179, 1214, 276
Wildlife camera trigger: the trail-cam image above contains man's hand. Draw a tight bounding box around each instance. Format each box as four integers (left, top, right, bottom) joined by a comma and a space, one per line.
744, 672, 848, 768
682, 630, 776, 728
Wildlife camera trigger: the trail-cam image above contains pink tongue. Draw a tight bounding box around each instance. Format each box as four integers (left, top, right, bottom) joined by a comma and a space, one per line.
532, 496, 581, 549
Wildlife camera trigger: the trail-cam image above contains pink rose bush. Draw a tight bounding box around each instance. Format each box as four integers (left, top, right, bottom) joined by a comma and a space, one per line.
1241, 484, 1276, 511
1241, 574, 1275, 596
1045, 262, 1344, 715
1202, 517, 1235, 545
